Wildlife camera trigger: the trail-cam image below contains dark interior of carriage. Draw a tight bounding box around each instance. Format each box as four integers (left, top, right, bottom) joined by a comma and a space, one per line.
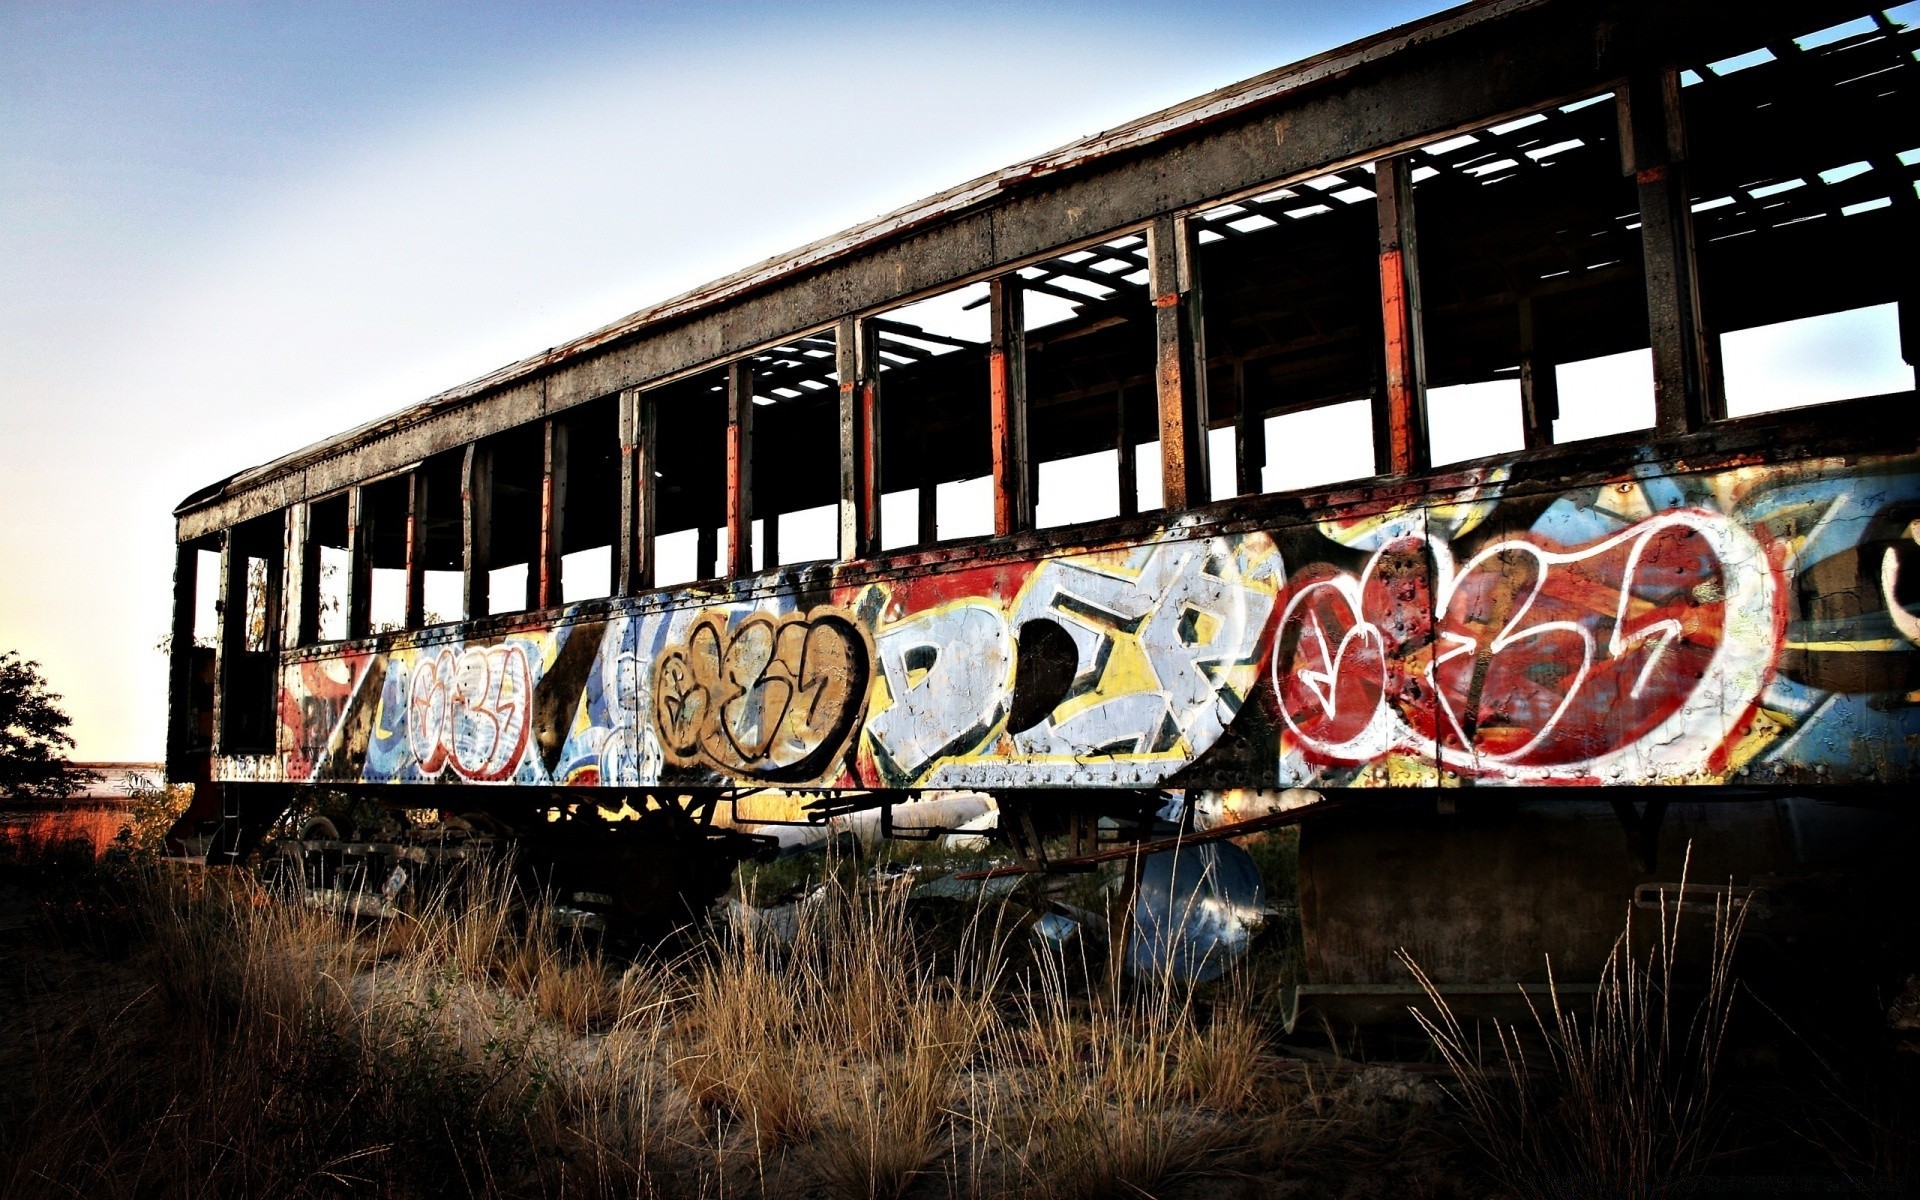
254, 4, 1915, 654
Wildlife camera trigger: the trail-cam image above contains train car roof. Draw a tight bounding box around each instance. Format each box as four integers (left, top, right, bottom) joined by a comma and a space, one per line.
175, 0, 1822, 535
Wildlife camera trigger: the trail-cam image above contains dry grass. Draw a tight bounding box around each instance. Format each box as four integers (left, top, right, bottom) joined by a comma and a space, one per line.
0, 845, 1428, 1199
1403, 845, 1748, 1199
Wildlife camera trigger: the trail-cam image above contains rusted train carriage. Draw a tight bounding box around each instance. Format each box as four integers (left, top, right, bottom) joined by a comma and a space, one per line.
168, 0, 1920, 1004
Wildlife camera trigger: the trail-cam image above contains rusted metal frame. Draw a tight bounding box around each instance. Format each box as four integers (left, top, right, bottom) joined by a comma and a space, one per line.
211, 533, 244, 755
258, 516, 285, 658
538, 418, 567, 609
835, 315, 884, 559
292, 502, 320, 646
1517, 297, 1560, 449
955, 798, 1351, 880
462, 442, 491, 620
164, 541, 202, 779
989, 275, 1033, 536
616, 387, 655, 594
1620, 70, 1716, 433
726, 359, 755, 577
404, 471, 427, 629
1149, 215, 1210, 510
1232, 360, 1263, 496
345, 485, 372, 639
1116, 384, 1138, 517
178, 0, 1842, 539
1374, 154, 1430, 476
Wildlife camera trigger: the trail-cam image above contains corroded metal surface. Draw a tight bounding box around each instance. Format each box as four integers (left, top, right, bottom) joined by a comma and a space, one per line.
225, 445, 1920, 792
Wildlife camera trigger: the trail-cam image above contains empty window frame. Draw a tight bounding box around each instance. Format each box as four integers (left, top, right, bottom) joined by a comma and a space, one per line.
418, 451, 466, 625
359, 474, 411, 633
1194, 169, 1383, 494
1022, 233, 1157, 528
309, 493, 351, 642
556, 398, 618, 602
1410, 94, 1653, 463
648, 368, 729, 586
873, 282, 995, 548
476, 426, 544, 617
221, 513, 283, 752
745, 332, 840, 566
1681, 7, 1919, 418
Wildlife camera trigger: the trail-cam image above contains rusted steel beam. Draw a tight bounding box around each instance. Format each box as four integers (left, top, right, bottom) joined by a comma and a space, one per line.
989, 276, 1032, 536
1232, 360, 1262, 497
346, 485, 371, 639
726, 360, 755, 577
837, 316, 882, 559
462, 442, 491, 619
1150, 215, 1210, 509
175, 0, 1836, 540
1374, 154, 1430, 476
211, 533, 243, 754
616, 387, 655, 594
1621, 72, 1715, 433
1517, 298, 1559, 450
404, 470, 426, 629
164, 541, 200, 780
538, 418, 567, 609
292, 502, 319, 645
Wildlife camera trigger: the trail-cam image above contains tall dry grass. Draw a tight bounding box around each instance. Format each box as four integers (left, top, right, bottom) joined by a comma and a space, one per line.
1402, 846, 1749, 1199
1, 846, 1291, 1199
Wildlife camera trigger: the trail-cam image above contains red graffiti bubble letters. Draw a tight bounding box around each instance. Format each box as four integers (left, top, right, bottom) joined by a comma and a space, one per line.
406, 644, 532, 781
1275, 510, 1763, 779
654, 608, 869, 782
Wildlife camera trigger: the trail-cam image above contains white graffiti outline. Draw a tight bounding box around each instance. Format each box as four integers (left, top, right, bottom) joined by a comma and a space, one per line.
1273, 508, 1777, 782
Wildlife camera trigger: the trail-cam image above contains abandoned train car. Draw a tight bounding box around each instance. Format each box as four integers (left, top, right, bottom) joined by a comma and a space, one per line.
168, 0, 1920, 999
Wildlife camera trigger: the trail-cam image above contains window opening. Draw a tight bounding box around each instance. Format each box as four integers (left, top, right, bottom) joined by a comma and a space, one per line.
479, 426, 543, 616
418, 451, 465, 624
558, 397, 618, 602
1022, 235, 1156, 529
222, 514, 283, 752
1681, 8, 1918, 417
360, 474, 410, 633
1260, 399, 1376, 492
873, 282, 994, 547
310, 494, 350, 642
1193, 162, 1382, 495
1409, 92, 1652, 461
648, 368, 728, 587
745, 332, 840, 566
192, 548, 221, 648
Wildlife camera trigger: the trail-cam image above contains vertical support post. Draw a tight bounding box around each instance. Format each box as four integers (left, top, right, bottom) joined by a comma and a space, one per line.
462, 442, 491, 620
538, 418, 567, 609
260, 515, 284, 656
1149, 215, 1210, 509
1621, 71, 1714, 432
285, 503, 317, 648
1232, 361, 1263, 496
165, 540, 200, 779
989, 276, 1031, 536
1116, 385, 1138, 517
696, 525, 717, 582
346, 486, 371, 639
212, 532, 242, 754
1375, 155, 1430, 476
837, 316, 882, 559
617, 388, 655, 594
405, 471, 427, 628
726, 360, 755, 577
1518, 298, 1560, 449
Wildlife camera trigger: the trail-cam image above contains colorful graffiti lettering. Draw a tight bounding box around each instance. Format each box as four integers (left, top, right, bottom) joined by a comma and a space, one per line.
257, 455, 1920, 794
406, 645, 533, 781
1273, 509, 1774, 782
653, 608, 869, 782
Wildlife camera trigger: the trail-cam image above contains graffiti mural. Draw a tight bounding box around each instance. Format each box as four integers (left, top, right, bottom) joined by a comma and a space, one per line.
244, 452, 1920, 794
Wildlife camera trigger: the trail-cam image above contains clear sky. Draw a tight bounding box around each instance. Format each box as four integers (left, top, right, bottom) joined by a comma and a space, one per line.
1, 1, 1472, 761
